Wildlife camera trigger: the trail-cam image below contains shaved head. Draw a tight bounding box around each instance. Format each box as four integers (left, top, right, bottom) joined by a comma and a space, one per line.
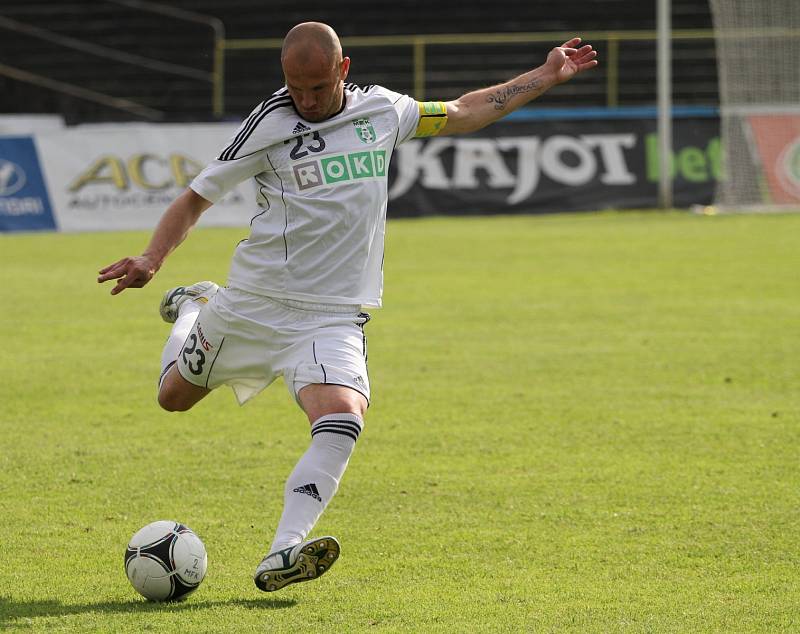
282, 22, 342, 68
281, 22, 350, 122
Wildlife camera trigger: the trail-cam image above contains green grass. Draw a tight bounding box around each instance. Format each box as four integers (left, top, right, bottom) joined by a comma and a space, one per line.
1, 210, 799, 632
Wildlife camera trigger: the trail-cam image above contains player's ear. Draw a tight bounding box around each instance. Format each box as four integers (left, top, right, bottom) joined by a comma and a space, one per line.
339, 57, 350, 81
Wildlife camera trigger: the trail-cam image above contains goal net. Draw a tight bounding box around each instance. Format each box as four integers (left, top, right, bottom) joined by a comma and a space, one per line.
708, 0, 800, 212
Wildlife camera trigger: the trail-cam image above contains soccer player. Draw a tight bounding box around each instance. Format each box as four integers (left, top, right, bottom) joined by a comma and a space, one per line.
98, 22, 597, 592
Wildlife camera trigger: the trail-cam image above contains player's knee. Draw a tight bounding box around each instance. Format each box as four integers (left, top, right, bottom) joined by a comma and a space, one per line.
157, 387, 194, 412
157, 392, 187, 412
332, 395, 366, 418
318, 402, 364, 421
158, 366, 209, 411
299, 384, 368, 422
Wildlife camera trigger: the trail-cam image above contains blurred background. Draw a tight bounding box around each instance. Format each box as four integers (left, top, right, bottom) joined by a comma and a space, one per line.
1, 0, 798, 230
0, 0, 718, 122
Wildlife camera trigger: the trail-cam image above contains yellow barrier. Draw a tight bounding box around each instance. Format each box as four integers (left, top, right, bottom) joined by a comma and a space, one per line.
213, 28, 800, 117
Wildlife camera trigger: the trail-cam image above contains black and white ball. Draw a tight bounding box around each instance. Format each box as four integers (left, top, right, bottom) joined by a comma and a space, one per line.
124, 520, 207, 601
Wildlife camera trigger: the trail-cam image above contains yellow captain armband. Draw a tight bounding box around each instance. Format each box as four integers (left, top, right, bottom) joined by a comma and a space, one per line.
414, 101, 448, 137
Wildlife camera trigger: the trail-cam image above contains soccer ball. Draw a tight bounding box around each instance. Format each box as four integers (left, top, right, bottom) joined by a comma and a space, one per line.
124, 520, 207, 601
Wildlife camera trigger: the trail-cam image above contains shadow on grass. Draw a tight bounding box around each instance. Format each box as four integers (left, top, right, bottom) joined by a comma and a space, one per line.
0, 595, 296, 624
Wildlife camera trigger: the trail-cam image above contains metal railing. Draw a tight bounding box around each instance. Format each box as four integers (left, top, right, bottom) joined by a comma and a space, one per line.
220, 29, 724, 113
0, 61, 166, 120
0, 0, 223, 121
218, 27, 800, 115
106, 0, 226, 114
3, 17, 799, 121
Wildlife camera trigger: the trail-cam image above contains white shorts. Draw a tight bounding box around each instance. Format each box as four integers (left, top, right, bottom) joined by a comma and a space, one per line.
176, 287, 370, 406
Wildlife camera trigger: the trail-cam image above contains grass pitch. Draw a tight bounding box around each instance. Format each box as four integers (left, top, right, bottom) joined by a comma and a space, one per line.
1, 210, 799, 632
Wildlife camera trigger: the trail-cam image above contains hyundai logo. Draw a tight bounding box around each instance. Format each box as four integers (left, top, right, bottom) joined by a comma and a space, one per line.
0, 159, 26, 196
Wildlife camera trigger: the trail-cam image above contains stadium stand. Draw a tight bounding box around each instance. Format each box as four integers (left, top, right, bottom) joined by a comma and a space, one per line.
0, 0, 717, 122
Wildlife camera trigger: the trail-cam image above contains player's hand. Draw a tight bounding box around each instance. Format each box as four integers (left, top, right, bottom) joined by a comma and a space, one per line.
547, 38, 598, 84
98, 255, 158, 295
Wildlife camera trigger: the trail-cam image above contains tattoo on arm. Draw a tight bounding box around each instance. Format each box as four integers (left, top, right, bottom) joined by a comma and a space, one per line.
487, 78, 543, 110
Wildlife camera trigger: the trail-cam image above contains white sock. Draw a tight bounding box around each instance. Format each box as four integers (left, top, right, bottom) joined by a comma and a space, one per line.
269, 413, 364, 553
158, 304, 200, 389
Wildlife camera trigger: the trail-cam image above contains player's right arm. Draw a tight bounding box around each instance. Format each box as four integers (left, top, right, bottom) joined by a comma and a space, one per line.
97, 188, 212, 295
98, 91, 288, 295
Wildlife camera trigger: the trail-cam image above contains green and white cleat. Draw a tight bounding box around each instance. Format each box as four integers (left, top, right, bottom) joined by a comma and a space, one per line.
159, 281, 219, 323
254, 536, 340, 592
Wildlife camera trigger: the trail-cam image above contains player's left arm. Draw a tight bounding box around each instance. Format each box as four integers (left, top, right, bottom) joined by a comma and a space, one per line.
414, 38, 597, 138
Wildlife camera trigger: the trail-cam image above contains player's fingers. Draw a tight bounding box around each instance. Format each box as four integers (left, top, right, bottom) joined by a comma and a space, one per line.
110, 279, 128, 295
575, 50, 598, 63
561, 37, 581, 48
566, 46, 593, 60
115, 266, 154, 292
577, 60, 599, 72
97, 269, 124, 283
109, 271, 141, 295
125, 276, 149, 289
98, 258, 127, 275
97, 263, 131, 283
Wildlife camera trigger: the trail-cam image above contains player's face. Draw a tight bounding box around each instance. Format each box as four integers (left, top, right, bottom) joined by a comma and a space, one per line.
284, 56, 350, 122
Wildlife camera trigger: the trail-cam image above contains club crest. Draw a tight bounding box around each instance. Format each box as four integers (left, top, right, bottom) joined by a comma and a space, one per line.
352, 118, 376, 144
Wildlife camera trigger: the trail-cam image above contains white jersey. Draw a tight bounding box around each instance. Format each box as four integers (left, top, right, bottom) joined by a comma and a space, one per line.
190, 84, 420, 307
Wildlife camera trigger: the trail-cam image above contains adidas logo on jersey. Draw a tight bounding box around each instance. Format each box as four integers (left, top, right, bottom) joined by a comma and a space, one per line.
292, 122, 311, 135
292, 483, 322, 502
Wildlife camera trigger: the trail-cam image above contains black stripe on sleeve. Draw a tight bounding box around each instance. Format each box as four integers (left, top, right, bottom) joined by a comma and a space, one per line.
219, 95, 293, 160
226, 98, 292, 158
222, 88, 288, 159
218, 99, 268, 160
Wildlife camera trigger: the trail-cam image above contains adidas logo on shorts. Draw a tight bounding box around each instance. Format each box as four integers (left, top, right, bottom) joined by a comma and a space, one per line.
292, 483, 322, 502
292, 121, 311, 135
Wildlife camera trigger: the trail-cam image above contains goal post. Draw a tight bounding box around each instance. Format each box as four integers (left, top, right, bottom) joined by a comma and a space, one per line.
707, 0, 800, 213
